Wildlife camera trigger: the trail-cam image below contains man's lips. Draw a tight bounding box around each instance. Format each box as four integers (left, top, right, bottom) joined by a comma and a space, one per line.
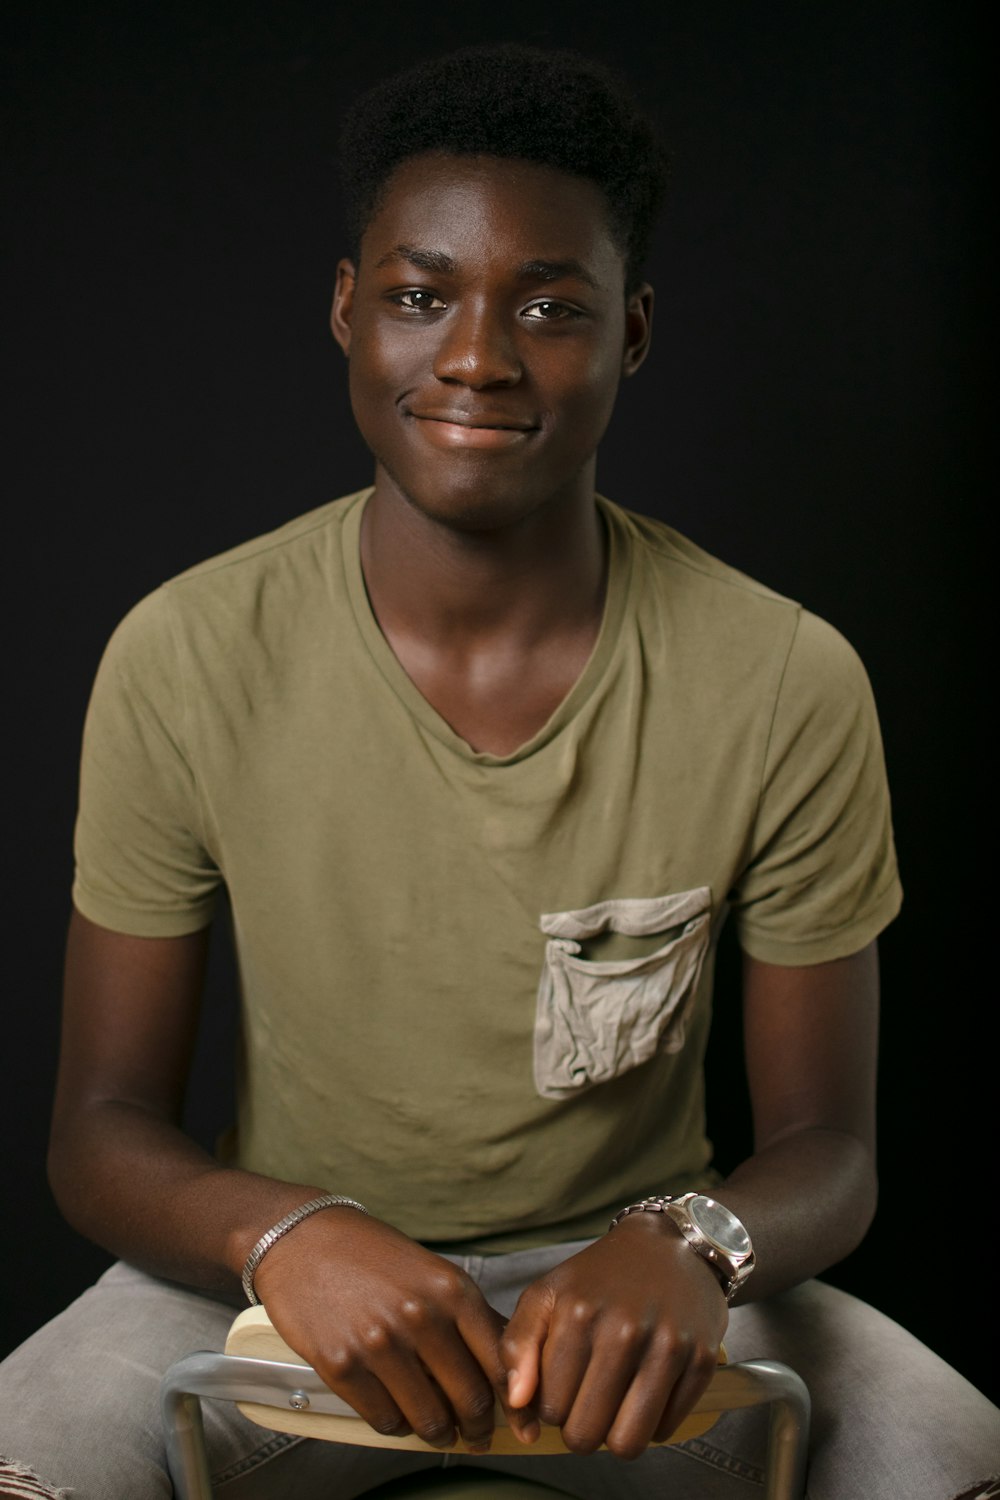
405, 408, 539, 451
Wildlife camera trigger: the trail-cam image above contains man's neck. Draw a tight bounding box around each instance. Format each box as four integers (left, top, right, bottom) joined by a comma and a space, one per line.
358, 470, 609, 756
360, 472, 607, 651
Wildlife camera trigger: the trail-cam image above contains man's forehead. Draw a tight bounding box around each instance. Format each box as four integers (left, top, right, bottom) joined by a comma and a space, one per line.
360, 153, 624, 281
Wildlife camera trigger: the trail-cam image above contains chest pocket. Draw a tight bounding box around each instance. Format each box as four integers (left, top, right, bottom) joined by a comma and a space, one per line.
533, 888, 712, 1100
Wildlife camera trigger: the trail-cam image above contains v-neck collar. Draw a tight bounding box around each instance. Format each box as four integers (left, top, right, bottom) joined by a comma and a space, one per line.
340, 490, 633, 767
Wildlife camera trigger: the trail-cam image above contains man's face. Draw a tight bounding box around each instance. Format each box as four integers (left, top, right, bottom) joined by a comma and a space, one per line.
331, 153, 652, 533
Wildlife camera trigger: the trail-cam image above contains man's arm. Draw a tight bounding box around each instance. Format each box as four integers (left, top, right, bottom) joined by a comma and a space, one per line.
48, 909, 516, 1452
500, 941, 880, 1458
710, 942, 879, 1294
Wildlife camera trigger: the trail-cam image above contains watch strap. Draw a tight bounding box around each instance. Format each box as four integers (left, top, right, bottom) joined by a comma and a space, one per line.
609, 1191, 755, 1304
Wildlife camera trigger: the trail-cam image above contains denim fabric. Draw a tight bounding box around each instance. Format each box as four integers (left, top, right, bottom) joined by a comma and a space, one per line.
1, 1242, 997, 1499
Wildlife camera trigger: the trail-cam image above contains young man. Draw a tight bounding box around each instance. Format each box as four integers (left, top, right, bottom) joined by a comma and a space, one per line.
1, 44, 997, 1500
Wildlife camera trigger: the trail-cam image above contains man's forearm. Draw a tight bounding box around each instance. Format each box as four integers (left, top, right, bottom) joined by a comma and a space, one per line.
712, 1125, 877, 1303
711, 946, 880, 1303
48, 1100, 324, 1294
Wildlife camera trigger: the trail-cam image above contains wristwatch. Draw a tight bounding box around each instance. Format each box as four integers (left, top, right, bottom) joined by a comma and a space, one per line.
610, 1192, 755, 1303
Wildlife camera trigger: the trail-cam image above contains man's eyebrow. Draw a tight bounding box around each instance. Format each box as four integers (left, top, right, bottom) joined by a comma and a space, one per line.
515, 259, 599, 290
374, 245, 457, 273
372, 246, 599, 290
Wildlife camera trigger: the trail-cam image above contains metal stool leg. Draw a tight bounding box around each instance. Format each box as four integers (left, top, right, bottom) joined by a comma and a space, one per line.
704, 1360, 811, 1500
161, 1352, 308, 1500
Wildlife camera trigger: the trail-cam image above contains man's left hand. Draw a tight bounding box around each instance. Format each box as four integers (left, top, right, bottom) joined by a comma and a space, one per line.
499, 1212, 728, 1459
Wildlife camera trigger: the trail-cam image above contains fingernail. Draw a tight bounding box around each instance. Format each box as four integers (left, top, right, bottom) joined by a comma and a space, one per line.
466, 1439, 492, 1455
515, 1419, 540, 1445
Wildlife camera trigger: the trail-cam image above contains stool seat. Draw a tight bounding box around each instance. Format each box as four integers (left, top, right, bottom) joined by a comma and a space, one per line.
161, 1308, 811, 1499
224, 1305, 723, 1451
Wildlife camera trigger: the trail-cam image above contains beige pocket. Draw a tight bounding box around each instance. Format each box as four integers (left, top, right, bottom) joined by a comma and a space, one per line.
533, 888, 711, 1100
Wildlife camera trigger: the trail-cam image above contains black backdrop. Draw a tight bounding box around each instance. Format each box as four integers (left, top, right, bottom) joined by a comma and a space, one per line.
3, 1, 990, 1403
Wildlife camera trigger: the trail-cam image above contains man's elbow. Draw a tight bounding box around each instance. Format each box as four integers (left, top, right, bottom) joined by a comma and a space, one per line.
841, 1140, 878, 1258
47, 1120, 84, 1229
46, 1103, 107, 1235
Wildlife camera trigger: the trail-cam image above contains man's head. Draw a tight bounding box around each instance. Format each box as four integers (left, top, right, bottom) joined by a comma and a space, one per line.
339, 45, 668, 297
332, 46, 665, 535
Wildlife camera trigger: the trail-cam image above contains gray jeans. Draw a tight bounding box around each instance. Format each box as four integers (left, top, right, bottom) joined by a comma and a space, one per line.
1, 1242, 997, 1500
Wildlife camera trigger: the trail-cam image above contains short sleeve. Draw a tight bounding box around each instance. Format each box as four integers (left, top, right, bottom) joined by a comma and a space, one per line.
72, 589, 222, 936
732, 609, 902, 964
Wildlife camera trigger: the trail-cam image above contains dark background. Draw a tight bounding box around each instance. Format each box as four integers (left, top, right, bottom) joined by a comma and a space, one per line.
3, 1, 990, 1402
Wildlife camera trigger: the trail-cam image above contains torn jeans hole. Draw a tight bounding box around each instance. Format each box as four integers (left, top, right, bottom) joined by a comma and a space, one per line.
0, 1455, 74, 1499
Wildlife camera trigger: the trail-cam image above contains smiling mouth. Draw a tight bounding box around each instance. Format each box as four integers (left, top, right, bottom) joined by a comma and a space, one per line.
407, 411, 538, 450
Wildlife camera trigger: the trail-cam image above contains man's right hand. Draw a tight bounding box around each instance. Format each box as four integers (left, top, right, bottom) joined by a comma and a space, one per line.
252, 1206, 520, 1452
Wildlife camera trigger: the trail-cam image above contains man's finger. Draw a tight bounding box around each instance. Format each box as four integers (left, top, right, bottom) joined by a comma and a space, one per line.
359, 1343, 464, 1449
415, 1325, 500, 1452
500, 1295, 551, 1412
310, 1354, 416, 1443
650, 1343, 720, 1445
454, 1295, 538, 1445
549, 1342, 632, 1456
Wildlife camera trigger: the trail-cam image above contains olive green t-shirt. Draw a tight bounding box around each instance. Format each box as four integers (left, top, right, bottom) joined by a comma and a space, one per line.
73, 491, 901, 1250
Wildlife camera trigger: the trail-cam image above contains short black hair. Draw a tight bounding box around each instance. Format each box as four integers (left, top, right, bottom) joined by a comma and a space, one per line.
339, 44, 669, 294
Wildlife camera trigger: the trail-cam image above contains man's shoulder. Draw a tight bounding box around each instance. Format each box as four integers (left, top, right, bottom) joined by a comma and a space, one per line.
608, 500, 796, 611
100, 491, 367, 676
606, 500, 805, 666
165, 489, 366, 594
606, 498, 866, 688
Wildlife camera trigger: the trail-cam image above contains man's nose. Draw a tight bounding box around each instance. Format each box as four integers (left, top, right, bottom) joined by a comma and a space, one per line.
432, 303, 522, 388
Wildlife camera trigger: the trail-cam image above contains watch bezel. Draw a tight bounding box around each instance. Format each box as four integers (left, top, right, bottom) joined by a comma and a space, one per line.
685, 1193, 753, 1258
664, 1192, 756, 1302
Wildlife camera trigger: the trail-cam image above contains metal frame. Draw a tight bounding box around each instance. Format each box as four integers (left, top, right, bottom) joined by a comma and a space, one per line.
161, 1351, 810, 1500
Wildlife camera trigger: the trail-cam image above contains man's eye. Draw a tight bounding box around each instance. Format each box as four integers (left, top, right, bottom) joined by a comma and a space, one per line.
523, 300, 579, 321
394, 290, 446, 312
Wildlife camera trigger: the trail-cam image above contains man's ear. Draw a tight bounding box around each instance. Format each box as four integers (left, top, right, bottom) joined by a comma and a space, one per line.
330, 258, 357, 357
622, 283, 654, 377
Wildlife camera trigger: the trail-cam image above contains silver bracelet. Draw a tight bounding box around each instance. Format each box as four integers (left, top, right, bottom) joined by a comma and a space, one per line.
241, 1194, 368, 1305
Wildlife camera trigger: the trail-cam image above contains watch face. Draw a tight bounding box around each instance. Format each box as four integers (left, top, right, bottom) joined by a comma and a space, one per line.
689, 1195, 751, 1257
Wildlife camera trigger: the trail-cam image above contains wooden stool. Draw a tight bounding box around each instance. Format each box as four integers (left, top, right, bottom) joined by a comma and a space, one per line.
161, 1306, 810, 1499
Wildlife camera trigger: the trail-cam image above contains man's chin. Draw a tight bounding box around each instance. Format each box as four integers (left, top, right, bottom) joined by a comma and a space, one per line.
371, 453, 599, 543
377, 467, 556, 539
409, 496, 529, 535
